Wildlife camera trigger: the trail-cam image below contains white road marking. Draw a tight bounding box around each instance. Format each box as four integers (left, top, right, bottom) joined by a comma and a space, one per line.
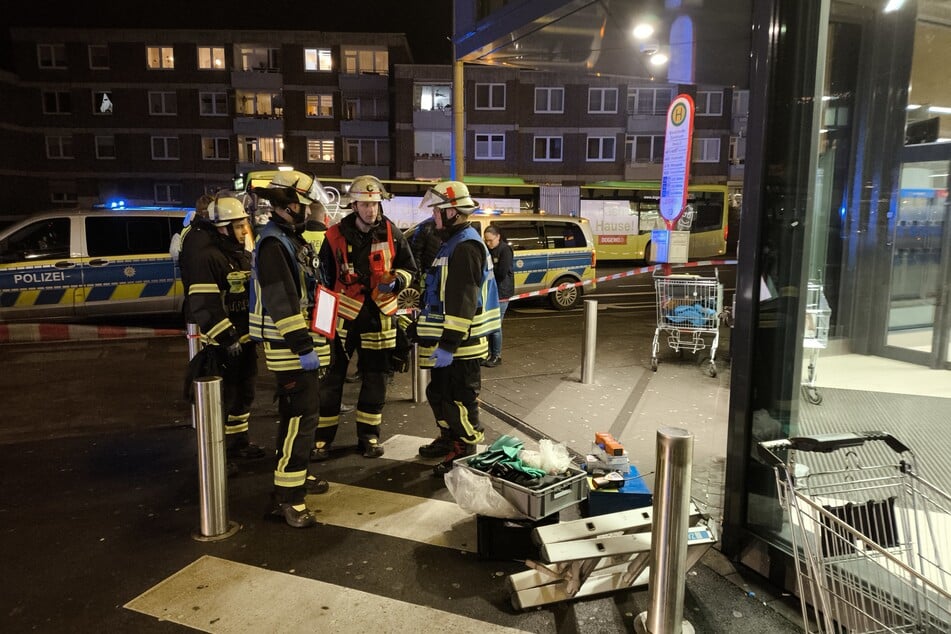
126, 556, 531, 633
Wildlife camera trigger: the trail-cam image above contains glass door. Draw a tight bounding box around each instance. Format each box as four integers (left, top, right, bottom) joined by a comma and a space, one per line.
886, 147, 951, 369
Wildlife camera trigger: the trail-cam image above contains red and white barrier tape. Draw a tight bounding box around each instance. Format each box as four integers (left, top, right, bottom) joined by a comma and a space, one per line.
0, 323, 183, 343
502, 259, 738, 302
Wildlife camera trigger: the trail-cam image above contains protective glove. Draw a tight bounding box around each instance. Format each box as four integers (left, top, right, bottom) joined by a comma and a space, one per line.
429, 347, 454, 368
299, 350, 321, 371
225, 341, 243, 359
377, 280, 396, 293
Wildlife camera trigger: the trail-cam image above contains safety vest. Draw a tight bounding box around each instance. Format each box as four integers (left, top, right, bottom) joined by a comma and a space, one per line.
249, 222, 330, 370
417, 225, 501, 359
324, 220, 399, 319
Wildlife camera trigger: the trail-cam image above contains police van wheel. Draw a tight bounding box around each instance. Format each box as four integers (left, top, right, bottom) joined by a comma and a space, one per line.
549, 276, 581, 310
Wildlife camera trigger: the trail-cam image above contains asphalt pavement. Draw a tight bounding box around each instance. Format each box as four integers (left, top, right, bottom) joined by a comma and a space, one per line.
0, 284, 804, 632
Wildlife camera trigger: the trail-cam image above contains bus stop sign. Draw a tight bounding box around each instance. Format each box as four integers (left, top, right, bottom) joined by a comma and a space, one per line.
660, 94, 695, 228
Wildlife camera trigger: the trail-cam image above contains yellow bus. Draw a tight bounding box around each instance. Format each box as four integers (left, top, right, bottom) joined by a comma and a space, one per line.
580, 182, 731, 261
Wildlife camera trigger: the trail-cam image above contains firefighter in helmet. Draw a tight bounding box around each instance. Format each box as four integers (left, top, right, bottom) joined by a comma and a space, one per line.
315, 175, 417, 460
414, 181, 501, 475
179, 193, 264, 472
249, 170, 333, 529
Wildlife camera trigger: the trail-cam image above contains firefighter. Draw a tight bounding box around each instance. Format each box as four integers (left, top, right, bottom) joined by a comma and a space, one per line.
315, 175, 416, 460
250, 170, 333, 529
414, 181, 501, 475
178, 193, 264, 468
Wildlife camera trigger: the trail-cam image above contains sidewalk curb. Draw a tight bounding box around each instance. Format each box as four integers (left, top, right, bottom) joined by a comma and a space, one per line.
0, 323, 184, 343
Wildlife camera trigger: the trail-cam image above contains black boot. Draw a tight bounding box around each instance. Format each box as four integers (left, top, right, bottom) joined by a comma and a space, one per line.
265, 496, 317, 529
359, 436, 385, 458
432, 440, 476, 477
418, 433, 454, 458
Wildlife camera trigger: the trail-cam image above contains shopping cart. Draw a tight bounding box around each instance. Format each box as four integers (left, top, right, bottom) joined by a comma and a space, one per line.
651, 271, 724, 377
758, 432, 951, 633
802, 281, 831, 404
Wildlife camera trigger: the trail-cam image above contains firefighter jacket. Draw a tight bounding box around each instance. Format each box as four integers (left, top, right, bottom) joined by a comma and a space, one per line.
319, 213, 416, 343
416, 222, 501, 366
179, 220, 251, 347
249, 220, 331, 372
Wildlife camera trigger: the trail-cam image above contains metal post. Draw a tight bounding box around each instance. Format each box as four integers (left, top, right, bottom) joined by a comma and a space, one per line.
635, 427, 695, 634
192, 376, 240, 541
411, 343, 429, 404
186, 323, 201, 429
581, 299, 598, 384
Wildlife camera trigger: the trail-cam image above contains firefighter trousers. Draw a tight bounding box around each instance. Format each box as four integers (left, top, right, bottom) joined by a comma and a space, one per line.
222, 343, 257, 446
426, 358, 485, 446
273, 369, 319, 505
317, 338, 387, 445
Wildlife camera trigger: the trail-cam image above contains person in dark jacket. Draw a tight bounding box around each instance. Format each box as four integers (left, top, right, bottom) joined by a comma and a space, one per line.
179, 194, 264, 469
481, 225, 514, 367
414, 181, 501, 475
249, 170, 333, 529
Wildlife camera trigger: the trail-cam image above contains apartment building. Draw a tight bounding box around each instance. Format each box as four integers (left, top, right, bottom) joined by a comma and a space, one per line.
1, 26, 745, 217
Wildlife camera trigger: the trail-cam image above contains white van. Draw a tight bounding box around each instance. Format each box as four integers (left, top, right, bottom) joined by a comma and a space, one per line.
0, 206, 188, 322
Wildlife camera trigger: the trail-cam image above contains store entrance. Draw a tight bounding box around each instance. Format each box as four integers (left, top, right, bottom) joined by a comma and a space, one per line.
884, 143, 951, 369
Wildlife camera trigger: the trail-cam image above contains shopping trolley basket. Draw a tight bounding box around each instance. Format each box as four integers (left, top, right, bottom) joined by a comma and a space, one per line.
651, 271, 724, 377
758, 432, 951, 633
802, 281, 831, 405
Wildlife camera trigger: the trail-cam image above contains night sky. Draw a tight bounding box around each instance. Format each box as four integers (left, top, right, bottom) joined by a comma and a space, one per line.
2, 0, 453, 65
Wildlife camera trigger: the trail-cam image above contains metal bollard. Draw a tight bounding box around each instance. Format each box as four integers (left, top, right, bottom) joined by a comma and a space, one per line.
186, 323, 202, 429
410, 343, 429, 404
635, 427, 695, 634
581, 299, 598, 384
191, 376, 240, 541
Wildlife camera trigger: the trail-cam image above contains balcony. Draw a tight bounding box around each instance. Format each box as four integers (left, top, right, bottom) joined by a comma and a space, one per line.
624, 162, 663, 180
339, 73, 389, 94
230, 70, 283, 91
626, 112, 666, 132
729, 162, 745, 183
340, 119, 389, 137
413, 109, 453, 130
233, 116, 284, 137
413, 155, 451, 180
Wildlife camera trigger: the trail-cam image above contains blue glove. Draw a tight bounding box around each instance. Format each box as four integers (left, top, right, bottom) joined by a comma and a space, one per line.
299, 350, 321, 371
429, 347, 454, 368
377, 280, 396, 293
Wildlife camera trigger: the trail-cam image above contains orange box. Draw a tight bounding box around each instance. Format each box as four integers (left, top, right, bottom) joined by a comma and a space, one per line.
595, 432, 624, 456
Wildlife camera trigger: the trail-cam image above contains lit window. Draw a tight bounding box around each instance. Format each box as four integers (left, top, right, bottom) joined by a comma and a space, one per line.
475, 83, 505, 110
342, 47, 388, 74
151, 136, 180, 160
307, 139, 335, 162
93, 91, 114, 115
474, 133, 505, 160
37, 44, 66, 69
197, 46, 225, 70
146, 46, 175, 69
534, 87, 564, 114
304, 48, 332, 71
305, 94, 334, 118
588, 87, 618, 114
586, 136, 616, 161
416, 84, 451, 111
533, 136, 563, 162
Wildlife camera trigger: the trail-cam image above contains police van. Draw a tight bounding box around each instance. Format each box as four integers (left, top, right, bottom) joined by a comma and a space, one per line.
0, 206, 189, 322
406, 212, 597, 310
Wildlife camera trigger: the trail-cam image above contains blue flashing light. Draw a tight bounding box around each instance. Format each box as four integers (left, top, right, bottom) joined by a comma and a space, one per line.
108, 199, 127, 209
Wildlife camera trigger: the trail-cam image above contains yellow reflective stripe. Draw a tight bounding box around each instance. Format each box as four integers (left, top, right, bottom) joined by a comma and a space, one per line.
276, 414, 300, 474
376, 295, 399, 315
395, 269, 412, 287
263, 341, 331, 372
317, 415, 339, 429
360, 328, 396, 350
417, 341, 487, 367
188, 283, 220, 295
355, 410, 382, 426
275, 313, 308, 335
454, 400, 483, 443
274, 469, 307, 488
225, 417, 249, 433
238, 333, 252, 344
443, 314, 472, 333
337, 294, 362, 321
206, 318, 233, 339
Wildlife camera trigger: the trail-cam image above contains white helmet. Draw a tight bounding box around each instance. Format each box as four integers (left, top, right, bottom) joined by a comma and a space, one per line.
265, 170, 330, 205
420, 180, 479, 213
207, 195, 249, 227
342, 175, 392, 208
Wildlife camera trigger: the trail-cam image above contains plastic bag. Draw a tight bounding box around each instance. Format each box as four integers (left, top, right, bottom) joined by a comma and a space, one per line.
444, 464, 528, 519
519, 439, 571, 475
